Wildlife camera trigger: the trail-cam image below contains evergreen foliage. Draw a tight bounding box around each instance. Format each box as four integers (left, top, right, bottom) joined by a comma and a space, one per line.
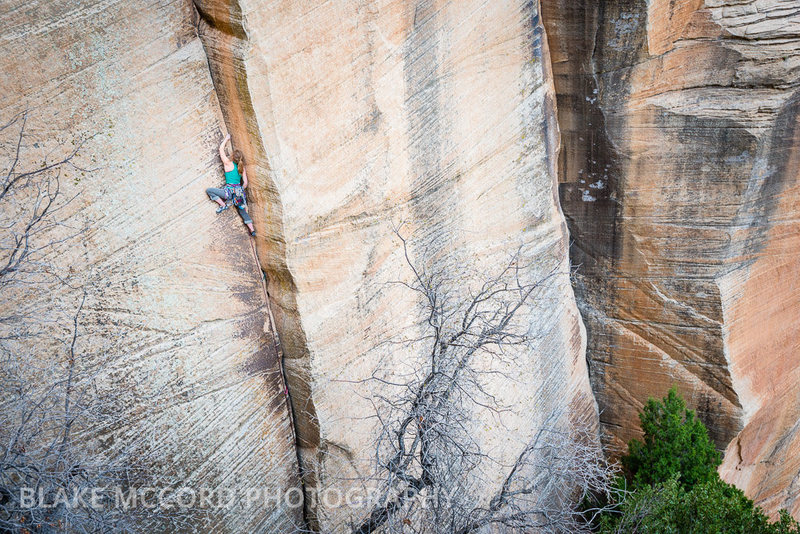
623, 386, 721, 490
598, 387, 800, 533
600, 476, 800, 533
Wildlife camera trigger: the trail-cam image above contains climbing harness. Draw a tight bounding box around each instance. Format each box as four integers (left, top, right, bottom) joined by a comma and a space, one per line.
223, 184, 247, 208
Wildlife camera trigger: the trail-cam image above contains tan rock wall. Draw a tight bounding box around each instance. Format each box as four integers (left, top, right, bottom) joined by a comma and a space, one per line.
194, 0, 595, 530
0, 0, 300, 531
543, 0, 800, 518
3, 0, 600, 531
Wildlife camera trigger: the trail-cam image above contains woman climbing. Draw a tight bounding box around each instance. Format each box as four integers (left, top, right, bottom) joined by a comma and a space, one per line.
206, 133, 256, 237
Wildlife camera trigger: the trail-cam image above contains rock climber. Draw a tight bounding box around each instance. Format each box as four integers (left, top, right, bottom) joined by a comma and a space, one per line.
206, 133, 256, 237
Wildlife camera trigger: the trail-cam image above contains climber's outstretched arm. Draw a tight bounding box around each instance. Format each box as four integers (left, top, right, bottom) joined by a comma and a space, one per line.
219, 134, 232, 165
242, 165, 248, 188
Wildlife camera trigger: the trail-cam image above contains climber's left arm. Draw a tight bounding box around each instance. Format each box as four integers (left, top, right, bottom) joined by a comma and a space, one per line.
219, 134, 232, 166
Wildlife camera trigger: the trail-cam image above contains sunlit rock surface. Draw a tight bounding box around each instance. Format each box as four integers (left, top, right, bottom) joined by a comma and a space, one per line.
542, 0, 800, 517
194, 0, 595, 530
0, 1, 300, 531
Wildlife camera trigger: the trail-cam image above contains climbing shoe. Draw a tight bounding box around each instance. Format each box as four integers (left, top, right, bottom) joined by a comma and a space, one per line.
216, 204, 229, 214
250, 230, 256, 237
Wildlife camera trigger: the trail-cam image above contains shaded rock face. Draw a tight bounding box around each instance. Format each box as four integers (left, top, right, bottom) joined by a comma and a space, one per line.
0, 0, 299, 531
194, 0, 595, 530
542, 0, 800, 517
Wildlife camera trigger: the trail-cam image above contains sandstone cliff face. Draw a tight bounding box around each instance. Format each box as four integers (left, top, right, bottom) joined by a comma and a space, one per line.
542, 0, 800, 517
193, 0, 594, 530
0, 1, 299, 531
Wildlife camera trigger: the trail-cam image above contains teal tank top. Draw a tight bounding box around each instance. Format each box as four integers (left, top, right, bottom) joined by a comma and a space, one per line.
224, 162, 241, 185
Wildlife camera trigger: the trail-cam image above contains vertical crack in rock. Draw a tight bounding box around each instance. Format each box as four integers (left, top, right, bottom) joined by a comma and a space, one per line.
190, 0, 313, 528
190, 0, 598, 530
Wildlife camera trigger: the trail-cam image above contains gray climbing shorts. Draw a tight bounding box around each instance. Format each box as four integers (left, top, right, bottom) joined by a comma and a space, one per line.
206, 187, 252, 225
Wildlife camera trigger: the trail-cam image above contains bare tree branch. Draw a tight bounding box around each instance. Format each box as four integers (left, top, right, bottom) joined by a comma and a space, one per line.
0, 113, 205, 533
349, 227, 620, 534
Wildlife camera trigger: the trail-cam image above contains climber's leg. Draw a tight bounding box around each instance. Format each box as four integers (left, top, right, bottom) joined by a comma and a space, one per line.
237, 206, 255, 235
206, 187, 228, 207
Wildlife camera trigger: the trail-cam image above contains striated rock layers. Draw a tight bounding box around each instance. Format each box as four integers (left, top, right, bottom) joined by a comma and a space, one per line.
542, 0, 800, 518
0, 0, 299, 531
194, 0, 594, 530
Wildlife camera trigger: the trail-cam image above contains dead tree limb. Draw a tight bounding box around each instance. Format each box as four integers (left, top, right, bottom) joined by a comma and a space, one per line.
352, 227, 619, 534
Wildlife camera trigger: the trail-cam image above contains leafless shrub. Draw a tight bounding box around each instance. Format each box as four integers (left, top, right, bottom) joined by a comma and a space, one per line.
0, 112, 204, 532
348, 227, 619, 534
0, 111, 88, 293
